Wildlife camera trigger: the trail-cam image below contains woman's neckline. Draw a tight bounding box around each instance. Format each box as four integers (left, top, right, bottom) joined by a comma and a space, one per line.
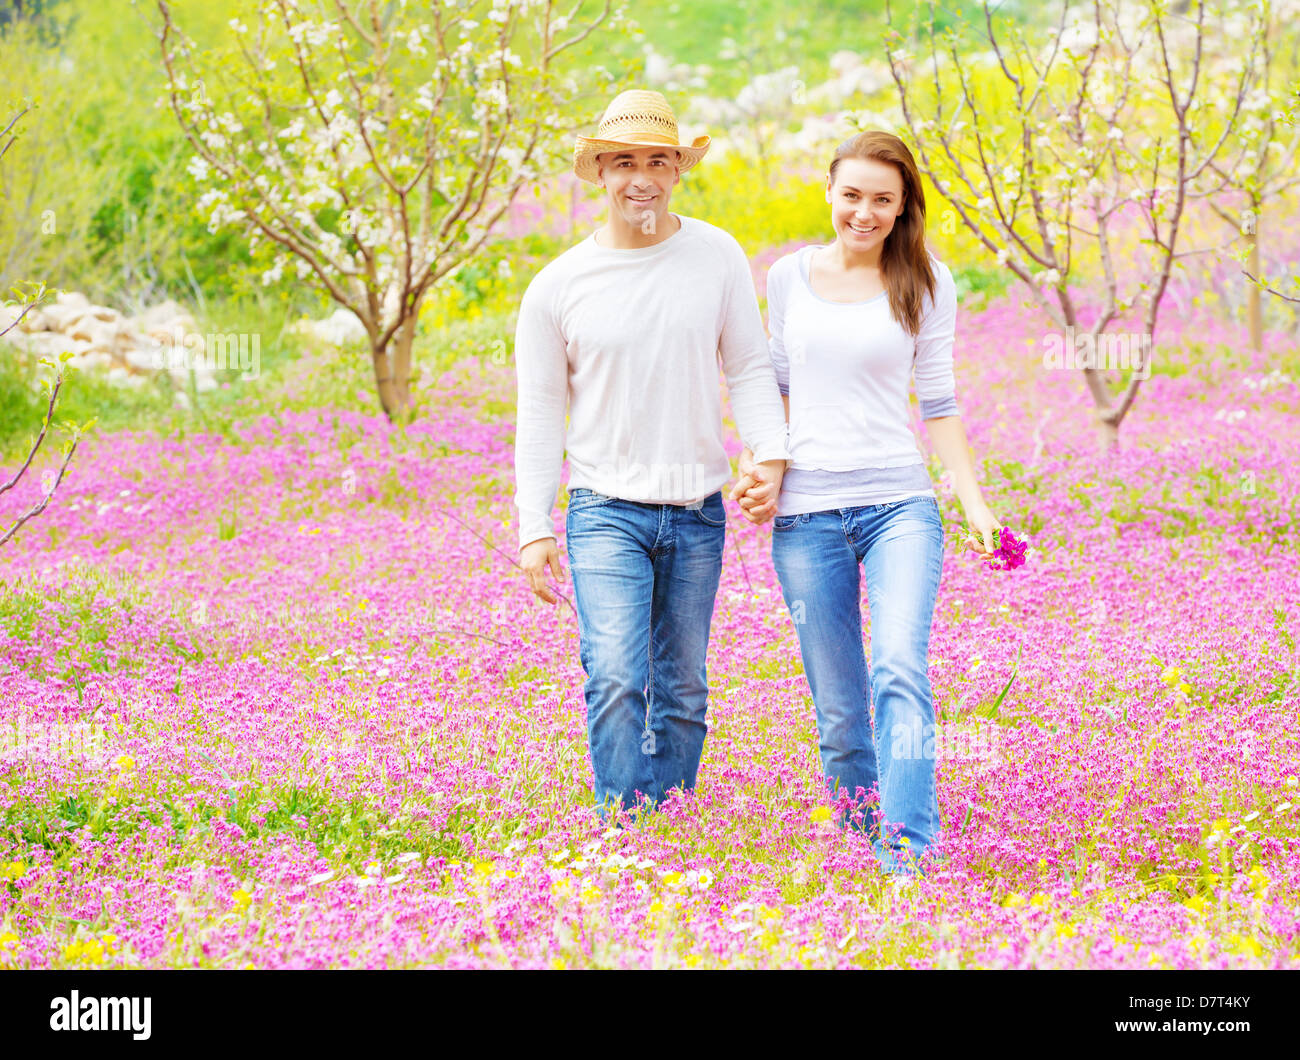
799, 244, 887, 306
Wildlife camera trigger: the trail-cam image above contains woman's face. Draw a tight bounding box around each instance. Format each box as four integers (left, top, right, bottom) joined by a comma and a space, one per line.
825, 157, 907, 254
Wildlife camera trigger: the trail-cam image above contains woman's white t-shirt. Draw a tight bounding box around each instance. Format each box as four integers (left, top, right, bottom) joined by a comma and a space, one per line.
767, 245, 960, 516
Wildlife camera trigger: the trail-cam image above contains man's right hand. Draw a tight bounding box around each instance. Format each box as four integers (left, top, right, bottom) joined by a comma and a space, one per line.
520, 537, 564, 604
729, 447, 784, 525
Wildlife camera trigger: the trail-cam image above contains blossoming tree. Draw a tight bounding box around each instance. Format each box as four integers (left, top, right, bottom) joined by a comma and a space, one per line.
156, 0, 620, 422
884, 0, 1270, 449
1209, 3, 1300, 346
1228, 37, 1300, 315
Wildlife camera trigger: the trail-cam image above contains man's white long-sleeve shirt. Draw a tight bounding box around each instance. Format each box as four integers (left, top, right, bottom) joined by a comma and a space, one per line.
512, 214, 792, 549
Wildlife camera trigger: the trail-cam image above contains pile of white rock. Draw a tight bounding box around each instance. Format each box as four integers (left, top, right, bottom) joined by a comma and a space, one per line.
288, 307, 368, 347
0, 291, 219, 392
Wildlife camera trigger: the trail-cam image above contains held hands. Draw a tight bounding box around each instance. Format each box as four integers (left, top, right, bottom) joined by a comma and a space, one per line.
728, 447, 785, 525
520, 537, 564, 604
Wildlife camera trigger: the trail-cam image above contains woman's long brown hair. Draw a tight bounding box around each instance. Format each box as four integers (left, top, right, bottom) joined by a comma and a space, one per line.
827, 132, 935, 336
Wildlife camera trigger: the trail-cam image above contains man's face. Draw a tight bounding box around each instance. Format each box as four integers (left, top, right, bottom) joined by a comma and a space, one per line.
597, 146, 681, 233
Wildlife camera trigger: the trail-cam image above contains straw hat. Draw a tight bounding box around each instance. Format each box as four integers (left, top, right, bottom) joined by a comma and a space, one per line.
573, 89, 710, 185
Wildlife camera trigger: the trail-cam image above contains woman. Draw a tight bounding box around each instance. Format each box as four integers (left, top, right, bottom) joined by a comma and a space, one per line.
731, 131, 1002, 880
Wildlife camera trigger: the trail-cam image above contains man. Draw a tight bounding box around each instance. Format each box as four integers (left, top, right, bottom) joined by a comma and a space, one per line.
512, 89, 790, 822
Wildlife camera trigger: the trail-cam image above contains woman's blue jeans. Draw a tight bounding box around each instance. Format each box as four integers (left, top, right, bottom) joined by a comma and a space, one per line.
771, 495, 946, 874
565, 488, 726, 820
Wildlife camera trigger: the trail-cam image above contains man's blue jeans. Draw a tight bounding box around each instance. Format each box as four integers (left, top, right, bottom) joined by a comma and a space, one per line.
771, 495, 946, 874
564, 488, 726, 819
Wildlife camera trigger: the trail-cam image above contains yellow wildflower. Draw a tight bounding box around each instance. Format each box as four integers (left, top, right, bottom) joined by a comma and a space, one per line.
62, 937, 107, 964
1233, 936, 1264, 959
810, 805, 833, 824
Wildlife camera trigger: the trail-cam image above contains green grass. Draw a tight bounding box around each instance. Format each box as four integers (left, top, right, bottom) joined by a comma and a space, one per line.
0, 297, 523, 464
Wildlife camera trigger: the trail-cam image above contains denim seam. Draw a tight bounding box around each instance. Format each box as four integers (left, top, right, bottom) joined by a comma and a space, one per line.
644, 600, 654, 766
692, 492, 726, 528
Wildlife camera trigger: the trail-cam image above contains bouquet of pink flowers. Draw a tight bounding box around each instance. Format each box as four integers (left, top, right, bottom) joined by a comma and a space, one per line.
960, 526, 1029, 570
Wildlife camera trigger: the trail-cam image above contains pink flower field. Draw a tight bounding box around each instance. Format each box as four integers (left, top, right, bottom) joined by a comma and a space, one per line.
1, 287, 1297, 970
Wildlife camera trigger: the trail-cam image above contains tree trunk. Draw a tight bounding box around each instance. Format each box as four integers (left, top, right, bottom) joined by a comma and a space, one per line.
372, 345, 403, 423
1095, 414, 1119, 452
1247, 222, 1262, 353
1083, 364, 1123, 451
371, 309, 419, 423
391, 310, 417, 416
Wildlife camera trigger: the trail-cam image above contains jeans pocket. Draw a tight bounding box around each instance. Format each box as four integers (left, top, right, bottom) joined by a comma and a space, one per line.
690, 492, 726, 527
773, 513, 805, 531
910, 494, 943, 523
880, 494, 939, 517
566, 488, 618, 513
